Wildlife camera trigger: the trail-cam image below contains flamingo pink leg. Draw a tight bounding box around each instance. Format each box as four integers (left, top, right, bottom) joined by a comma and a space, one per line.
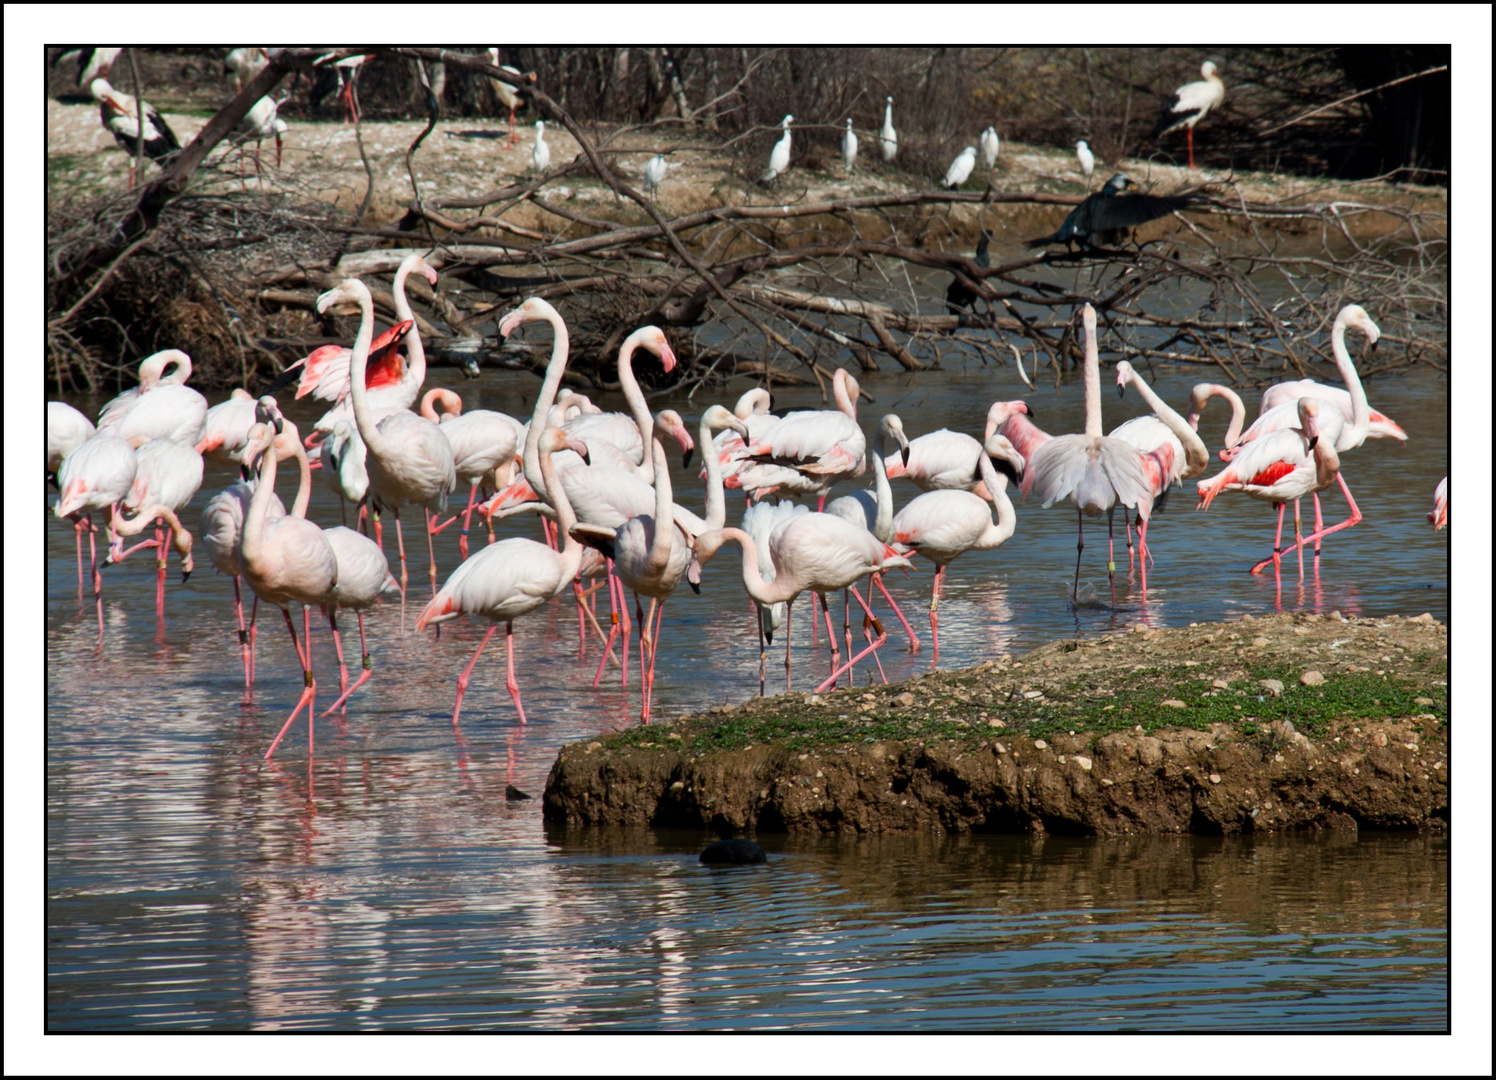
322, 612, 373, 715
391, 511, 410, 632
327, 609, 350, 705
871, 571, 920, 652
929, 564, 947, 664
264, 605, 317, 761
1252, 503, 1291, 577
425, 508, 440, 596
233, 575, 252, 687
815, 587, 889, 694
504, 620, 527, 724
1293, 474, 1364, 557
450, 624, 499, 727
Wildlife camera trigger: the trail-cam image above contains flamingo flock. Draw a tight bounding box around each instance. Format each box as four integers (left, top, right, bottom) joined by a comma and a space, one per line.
48, 277, 1437, 760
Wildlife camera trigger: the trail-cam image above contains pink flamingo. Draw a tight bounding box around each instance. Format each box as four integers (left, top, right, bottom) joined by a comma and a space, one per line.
201, 477, 286, 687
96, 350, 192, 433
1429, 478, 1447, 530
115, 436, 204, 618
739, 498, 809, 694
54, 433, 137, 629
257, 409, 399, 716
1019, 305, 1154, 605
48, 402, 99, 588
885, 404, 1013, 499
707, 387, 777, 492
194, 388, 259, 466
320, 420, 369, 527
97, 350, 206, 446
1111, 360, 1211, 578
1223, 305, 1381, 567
237, 421, 339, 760
826, 413, 921, 657
106, 503, 194, 581
693, 513, 912, 695
416, 427, 591, 726
1196, 398, 1341, 577
891, 433, 1024, 662
421, 387, 524, 558
316, 278, 456, 626
741, 368, 867, 509
1185, 382, 1247, 450
559, 327, 691, 469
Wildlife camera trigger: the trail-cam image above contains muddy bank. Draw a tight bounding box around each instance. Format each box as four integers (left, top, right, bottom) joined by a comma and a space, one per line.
543, 612, 1448, 836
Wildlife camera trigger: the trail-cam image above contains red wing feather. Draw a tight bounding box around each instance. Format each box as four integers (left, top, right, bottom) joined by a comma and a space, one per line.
1248, 461, 1296, 487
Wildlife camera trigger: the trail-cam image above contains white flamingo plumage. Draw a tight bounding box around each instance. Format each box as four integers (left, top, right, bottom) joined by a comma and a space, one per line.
316, 278, 456, 624
96, 349, 205, 445
891, 433, 1023, 662
320, 420, 369, 525
1019, 305, 1154, 605
116, 437, 204, 618
421, 387, 523, 557
48, 401, 96, 480
1429, 478, 1447, 530
201, 478, 286, 687
54, 432, 137, 624
741, 367, 866, 508
416, 427, 590, 727
195, 388, 259, 465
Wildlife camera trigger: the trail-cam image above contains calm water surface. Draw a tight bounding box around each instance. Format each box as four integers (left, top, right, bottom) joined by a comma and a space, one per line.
46, 356, 1449, 1030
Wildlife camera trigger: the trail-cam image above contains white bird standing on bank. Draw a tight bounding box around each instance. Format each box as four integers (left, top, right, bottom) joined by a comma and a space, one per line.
942, 145, 977, 190
979, 126, 999, 170
643, 153, 667, 196
880, 96, 897, 162
760, 114, 793, 185
1076, 139, 1095, 182
531, 119, 550, 173
841, 119, 858, 172
1152, 60, 1226, 170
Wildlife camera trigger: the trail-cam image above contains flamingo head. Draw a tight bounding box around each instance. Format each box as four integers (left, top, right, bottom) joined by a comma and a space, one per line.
537, 426, 588, 465
1297, 397, 1322, 449
316, 278, 371, 316
984, 433, 1026, 482
628, 325, 676, 374
1115, 360, 1136, 398
401, 252, 439, 288
1338, 304, 1381, 350
255, 395, 284, 434
498, 296, 558, 339
879, 413, 911, 465
701, 403, 750, 440
655, 409, 695, 468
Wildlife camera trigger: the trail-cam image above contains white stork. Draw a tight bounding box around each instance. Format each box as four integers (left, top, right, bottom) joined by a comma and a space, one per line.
224, 48, 269, 93
979, 126, 999, 169
841, 119, 858, 172
486, 48, 524, 149
90, 78, 180, 190
1152, 60, 1225, 169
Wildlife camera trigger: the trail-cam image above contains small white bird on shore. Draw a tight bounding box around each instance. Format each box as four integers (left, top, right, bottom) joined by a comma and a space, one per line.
942, 145, 977, 190
979, 126, 999, 169
760, 114, 793, 185
1076, 139, 1095, 182
880, 96, 897, 162
531, 119, 549, 173
644, 153, 667, 196
841, 118, 858, 172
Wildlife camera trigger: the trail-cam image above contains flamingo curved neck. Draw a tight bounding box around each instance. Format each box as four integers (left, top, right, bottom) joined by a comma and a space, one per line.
700, 415, 730, 531
1126, 367, 1210, 477
241, 429, 280, 570
392, 259, 427, 389
646, 438, 674, 572
421, 387, 461, 422
523, 309, 571, 499
617, 334, 657, 472
278, 423, 313, 518
537, 437, 584, 585
1330, 311, 1371, 447
832, 370, 857, 419
1082, 313, 1103, 438
709, 526, 794, 608
344, 287, 389, 461
870, 422, 895, 542
975, 457, 1017, 548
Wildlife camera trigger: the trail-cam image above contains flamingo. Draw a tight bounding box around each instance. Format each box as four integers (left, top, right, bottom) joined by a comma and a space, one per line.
421, 387, 523, 558
885, 401, 1011, 498
708, 387, 778, 491
531, 120, 550, 173
693, 513, 912, 695
105, 503, 193, 584
116, 436, 204, 618
1111, 360, 1211, 579
644, 153, 668, 196
96, 350, 206, 445
54, 433, 137, 624
891, 433, 1024, 663
560, 326, 687, 470
416, 427, 590, 726
90, 78, 180, 189
1196, 398, 1341, 578
195, 388, 259, 466
237, 421, 338, 760
1152, 60, 1225, 170
47, 401, 96, 484
826, 413, 920, 656
980, 127, 1000, 170
320, 420, 369, 527
760, 114, 794, 186
841, 119, 858, 172
316, 279, 456, 626
293, 253, 439, 435
880, 96, 897, 162
1076, 139, 1095, 183
1222, 305, 1382, 567
1429, 478, 1447, 530
942, 145, 977, 190
1026, 174, 1195, 250
486, 48, 523, 148
739, 499, 808, 695
1185, 382, 1247, 450
742, 367, 866, 509
256, 411, 399, 716
201, 478, 286, 687
1020, 304, 1154, 606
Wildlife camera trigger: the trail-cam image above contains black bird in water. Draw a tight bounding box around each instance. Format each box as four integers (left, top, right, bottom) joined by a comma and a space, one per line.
1026, 174, 1193, 250
700, 814, 767, 865
945, 229, 991, 312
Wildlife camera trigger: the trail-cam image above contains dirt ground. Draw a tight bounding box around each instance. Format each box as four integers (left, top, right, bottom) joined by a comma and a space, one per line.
544, 611, 1448, 836
47, 93, 1447, 257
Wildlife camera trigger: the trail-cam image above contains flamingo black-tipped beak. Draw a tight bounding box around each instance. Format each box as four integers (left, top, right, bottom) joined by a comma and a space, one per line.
690, 580, 701, 595
901, 445, 911, 466
683, 447, 694, 470
1307, 435, 1319, 450
181, 569, 192, 584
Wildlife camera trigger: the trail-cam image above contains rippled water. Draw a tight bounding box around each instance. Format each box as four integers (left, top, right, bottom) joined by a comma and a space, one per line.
46, 357, 1448, 1031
